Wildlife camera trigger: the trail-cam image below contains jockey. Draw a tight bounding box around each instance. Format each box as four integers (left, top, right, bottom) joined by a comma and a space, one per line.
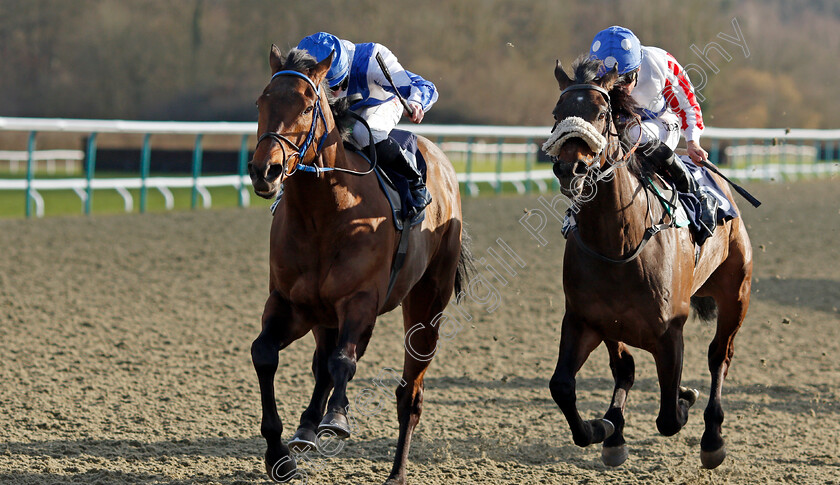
297, 32, 438, 213
589, 26, 717, 234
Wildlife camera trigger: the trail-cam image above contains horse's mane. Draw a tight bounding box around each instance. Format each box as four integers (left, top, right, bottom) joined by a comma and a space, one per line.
281, 48, 354, 140
569, 56, 656, 179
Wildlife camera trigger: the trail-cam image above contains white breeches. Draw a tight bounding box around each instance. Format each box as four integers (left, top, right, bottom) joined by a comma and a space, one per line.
351, 98, 403, 148
627, 111, 681, 150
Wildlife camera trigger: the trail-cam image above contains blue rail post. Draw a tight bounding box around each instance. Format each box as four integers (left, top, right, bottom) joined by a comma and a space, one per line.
796, 140, 805, 180
139, 133, 151, 213
525, 137, 534, 194
85, 133, 97, 215
191, 134, 204, 209
495, 137, 504, 194
813, 140, 821, 179
238, 134, 249, 207
24, 131, 36, 219
464, 136, 474, 196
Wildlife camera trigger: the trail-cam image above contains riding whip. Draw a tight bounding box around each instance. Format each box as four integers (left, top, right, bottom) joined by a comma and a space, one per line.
699, 159, 761, 208
375, 52, 415, 117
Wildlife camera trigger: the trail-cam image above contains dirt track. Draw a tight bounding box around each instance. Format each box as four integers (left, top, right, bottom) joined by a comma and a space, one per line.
1, 180, 839, 484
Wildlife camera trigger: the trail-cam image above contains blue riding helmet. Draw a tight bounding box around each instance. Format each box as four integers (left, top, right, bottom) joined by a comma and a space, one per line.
589, 26, 642, 76
296, 32, 350, 88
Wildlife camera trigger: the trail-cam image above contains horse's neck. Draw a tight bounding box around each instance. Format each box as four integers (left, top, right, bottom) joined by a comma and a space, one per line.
575, 163, 650, 256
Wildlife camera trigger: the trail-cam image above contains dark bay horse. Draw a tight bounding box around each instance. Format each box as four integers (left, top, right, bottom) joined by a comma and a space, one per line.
543, 57, 752, 469
247, 46, 470, 484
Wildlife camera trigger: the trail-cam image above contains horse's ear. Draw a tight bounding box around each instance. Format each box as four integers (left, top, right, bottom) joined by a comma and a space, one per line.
309, 50, 334, 86
269, 44, 284, 75
600, 65, 619, 91
555, 60, 573, 90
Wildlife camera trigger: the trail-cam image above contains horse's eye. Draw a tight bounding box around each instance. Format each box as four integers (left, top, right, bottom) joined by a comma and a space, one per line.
598, 112, 606, 120
303, 106, 314, 115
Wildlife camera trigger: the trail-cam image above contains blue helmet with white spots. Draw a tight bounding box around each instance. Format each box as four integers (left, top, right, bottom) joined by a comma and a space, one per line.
296, 32, 350, 88
589, 26, 642, 76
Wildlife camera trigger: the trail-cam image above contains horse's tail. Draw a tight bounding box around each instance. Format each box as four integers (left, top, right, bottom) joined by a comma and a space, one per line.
690, 296, 718, 322
454, 224, 476, 303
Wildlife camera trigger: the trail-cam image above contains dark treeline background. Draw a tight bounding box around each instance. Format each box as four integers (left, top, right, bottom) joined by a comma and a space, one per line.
1, 0, 838, 128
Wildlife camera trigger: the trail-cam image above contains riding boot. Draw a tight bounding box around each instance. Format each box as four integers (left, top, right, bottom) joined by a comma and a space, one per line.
374, 138, 431, 216
647, 140, 718, 236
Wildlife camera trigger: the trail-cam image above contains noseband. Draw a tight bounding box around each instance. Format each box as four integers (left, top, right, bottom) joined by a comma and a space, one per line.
255, 70, 330, 177
547, 83, 642, 175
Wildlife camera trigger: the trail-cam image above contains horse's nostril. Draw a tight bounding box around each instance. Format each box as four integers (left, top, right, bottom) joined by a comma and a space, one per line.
573, 161, 589, 176
553, 162, 573, 179
265, 163, 284, 183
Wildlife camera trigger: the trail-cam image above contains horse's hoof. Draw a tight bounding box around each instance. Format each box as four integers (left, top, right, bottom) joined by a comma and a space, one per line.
265, 444, 298, 482
288, 427, 317, 453
587, 418, 615, 444
601, 444, 628, 467
679, 386, 701, 407
700, 446, 727, 469
318, 412, 351, 439
383, 478, 406, 485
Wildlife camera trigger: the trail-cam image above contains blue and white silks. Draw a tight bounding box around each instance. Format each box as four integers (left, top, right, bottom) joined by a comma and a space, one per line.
340, 41, 438, 112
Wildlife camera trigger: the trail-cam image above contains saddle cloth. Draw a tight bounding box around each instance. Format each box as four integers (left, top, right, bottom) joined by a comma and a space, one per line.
352, 129, 428, 231
676, 155, 739, 240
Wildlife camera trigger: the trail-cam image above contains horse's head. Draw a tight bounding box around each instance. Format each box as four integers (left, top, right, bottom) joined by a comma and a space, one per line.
543, 57, 619, 197
248, 45, 335, 199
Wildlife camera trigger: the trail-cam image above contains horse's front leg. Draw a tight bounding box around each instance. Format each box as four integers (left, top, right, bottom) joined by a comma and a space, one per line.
549, 313, 614, 447
288, 326, 339, 453
653, 322, 700, 437
601, 340, 635, 467
251, 290, 312, 481
318, 292, 378, 438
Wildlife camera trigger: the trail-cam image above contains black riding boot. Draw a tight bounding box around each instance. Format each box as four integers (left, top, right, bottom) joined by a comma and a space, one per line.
646, 140, 718, 235
374, 138, 431, 215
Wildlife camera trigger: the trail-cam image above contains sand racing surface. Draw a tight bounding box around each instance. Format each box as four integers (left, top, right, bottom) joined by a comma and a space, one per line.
1, 180, 839, 484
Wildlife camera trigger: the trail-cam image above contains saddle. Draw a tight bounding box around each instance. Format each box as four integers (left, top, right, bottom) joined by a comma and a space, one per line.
674, 156, 738, 242
346, 129, 428, 231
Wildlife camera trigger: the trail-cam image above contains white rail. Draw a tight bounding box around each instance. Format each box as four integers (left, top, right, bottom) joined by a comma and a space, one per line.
1, 117, 838, 218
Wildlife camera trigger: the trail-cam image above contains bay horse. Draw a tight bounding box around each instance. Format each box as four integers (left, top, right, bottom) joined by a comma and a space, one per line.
247, 46, 470, 484
543, 57, 752, 469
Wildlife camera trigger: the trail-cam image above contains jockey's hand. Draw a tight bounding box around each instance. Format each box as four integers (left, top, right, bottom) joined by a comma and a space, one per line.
686, 140, 709, 165
408, 102, 424, 124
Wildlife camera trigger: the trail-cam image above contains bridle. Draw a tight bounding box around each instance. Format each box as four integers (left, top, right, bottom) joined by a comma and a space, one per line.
556, 82, 670, 265
555, 82, 642, 175
256, 70, 330, 179
255, 70, 375, 179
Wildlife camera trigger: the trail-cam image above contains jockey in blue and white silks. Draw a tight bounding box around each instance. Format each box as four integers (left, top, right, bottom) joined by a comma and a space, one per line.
297, 32, 437, 213
589, 26, 718, 238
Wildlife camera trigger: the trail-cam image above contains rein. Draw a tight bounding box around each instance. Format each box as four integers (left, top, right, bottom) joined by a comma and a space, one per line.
256, 70, 376, 179
558, 83, 670, 264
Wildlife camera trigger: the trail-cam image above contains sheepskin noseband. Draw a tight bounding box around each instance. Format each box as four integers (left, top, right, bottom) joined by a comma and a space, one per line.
542, 117, 606, 158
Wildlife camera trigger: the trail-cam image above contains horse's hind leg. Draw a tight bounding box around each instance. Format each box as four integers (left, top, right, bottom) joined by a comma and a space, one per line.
701, 247, 751, 469
252, 290, 312, 481
385, 273, 448, 485
288, 326, 339, 452
601, 340, 635, 466
550, 314, 614, 448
